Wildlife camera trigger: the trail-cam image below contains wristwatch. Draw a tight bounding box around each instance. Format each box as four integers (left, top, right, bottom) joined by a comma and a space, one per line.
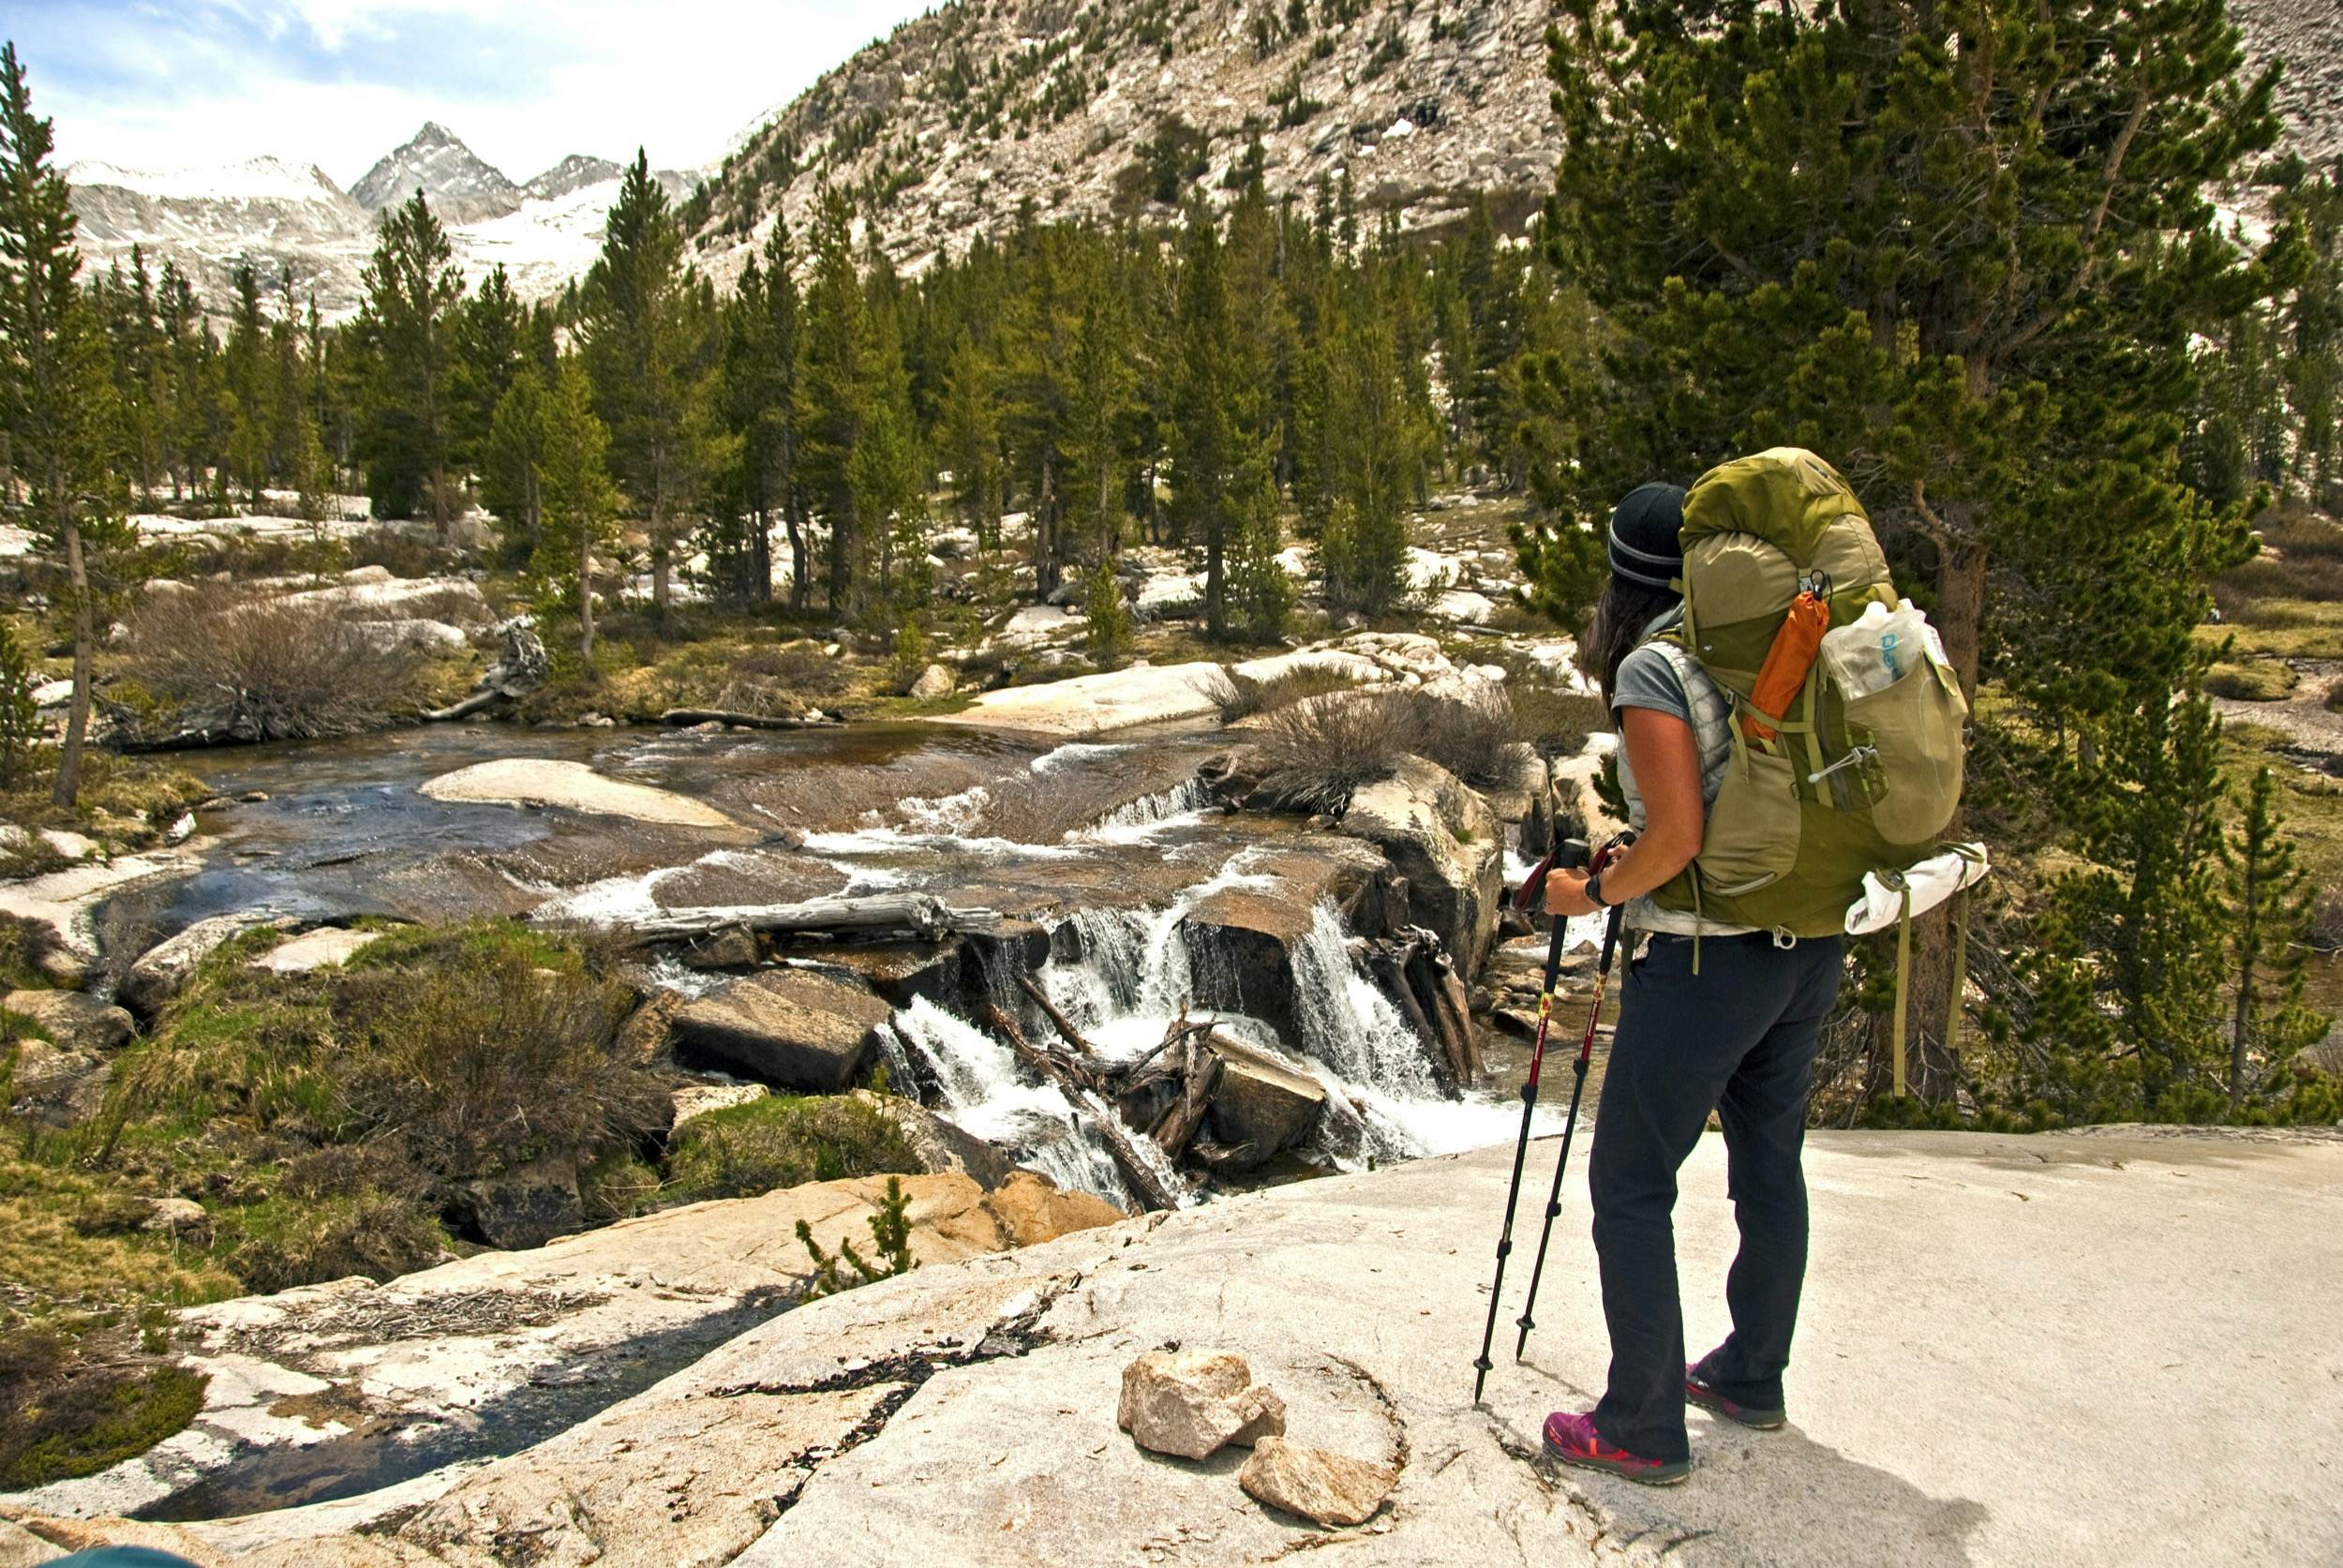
1583, 870, 1611, 908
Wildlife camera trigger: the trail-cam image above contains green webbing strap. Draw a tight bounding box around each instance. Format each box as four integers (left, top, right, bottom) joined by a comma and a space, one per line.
1946, 887, 1970, 1062
1892, 882, 1913, 1098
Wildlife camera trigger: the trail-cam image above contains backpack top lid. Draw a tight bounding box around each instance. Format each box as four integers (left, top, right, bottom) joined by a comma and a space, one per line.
1680, 447, 1867, 560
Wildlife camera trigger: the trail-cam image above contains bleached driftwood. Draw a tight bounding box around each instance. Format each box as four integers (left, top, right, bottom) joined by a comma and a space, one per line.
601, 894, 1003, 944
660, 708, 843, 731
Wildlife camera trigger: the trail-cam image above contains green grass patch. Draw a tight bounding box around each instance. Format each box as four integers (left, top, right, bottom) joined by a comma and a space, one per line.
0, 1331, 207, 1490
2203, 660, 2299, 701
662, 1094, 921, 1205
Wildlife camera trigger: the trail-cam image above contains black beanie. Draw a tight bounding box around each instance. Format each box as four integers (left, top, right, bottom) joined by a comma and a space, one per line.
1608, 482, 1687, 591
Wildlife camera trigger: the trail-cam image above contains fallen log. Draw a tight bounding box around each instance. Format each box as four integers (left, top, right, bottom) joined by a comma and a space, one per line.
661, 707, 843, 731
1148, 1044, 1223, 1161
984, 1004, 1180, 1212
424, 623, 547, 723
1015, 972, 1106, 1068
421, 688, 502, 723
594, 894, 1004, 944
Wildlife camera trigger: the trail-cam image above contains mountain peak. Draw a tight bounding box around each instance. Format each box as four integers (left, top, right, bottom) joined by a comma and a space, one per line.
351, 122, 521, 222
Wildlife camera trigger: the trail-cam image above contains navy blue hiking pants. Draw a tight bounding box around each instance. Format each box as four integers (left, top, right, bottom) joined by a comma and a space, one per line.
1588, 929, 1844, 1463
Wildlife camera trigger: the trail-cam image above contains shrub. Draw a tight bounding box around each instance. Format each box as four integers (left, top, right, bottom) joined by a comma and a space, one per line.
731, 640, 847, 695
119, 586, 421, 742
1205, 662, 1361, 723
2327, 679, 2343, 714
335, 939, 661, 1180
663, 1094, 920, 1205
1254, 689, 1414, 814
1511, 686, 1606, 757
889, 618, 932, 694
1406, 687, 1527, 789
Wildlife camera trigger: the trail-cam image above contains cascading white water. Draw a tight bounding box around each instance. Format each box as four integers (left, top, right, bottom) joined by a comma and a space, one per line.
888, 996, 1136, 1205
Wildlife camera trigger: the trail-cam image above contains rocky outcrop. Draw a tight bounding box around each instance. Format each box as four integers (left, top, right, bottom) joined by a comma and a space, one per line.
121, 912, 301, 1018
10, 1130, 2342, 1565
418, 758, 740, 830
1178, 840, 1385, 1049
850, 1089, 1016, 1190
455, 1155, 584, 1250
673, 969, 895, 1090
1, 1170, 1121, 1528
1337, 755, 1503, 974
3, 989, 134, 1053
5, 1036, 109, 1126
1202, 1036, 1328, 1172
249, 927, 382, 974
941, 661, 1228, 738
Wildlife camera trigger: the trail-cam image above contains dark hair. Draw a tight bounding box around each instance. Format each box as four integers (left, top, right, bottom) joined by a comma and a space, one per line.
1581, 574, 1682, 709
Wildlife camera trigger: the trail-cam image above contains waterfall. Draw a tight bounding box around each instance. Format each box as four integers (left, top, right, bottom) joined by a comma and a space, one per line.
888, 997, 1132, 1205
1070, 780, 1213, 844
1289, 902, 1440, 1100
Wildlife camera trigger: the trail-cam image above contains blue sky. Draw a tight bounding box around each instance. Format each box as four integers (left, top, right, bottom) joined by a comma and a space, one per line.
10, 1, 933, 185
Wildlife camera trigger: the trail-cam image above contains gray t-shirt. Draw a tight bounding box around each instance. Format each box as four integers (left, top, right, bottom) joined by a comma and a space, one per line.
1608, 608, 1754, 935
1613, 642, 1694, 727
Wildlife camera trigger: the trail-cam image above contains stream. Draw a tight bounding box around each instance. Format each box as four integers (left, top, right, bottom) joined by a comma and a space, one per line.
98, 720, 1553, 1217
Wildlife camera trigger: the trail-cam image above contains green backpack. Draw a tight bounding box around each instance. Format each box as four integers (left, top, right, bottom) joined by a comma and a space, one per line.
1646, 449, 1974, 1079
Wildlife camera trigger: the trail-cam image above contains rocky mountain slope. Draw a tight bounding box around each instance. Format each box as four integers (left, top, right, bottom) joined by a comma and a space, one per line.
2233, 0, 2343, 169
67, 125, 695, 320
689, 0, 1563, 281
688, 0, 2343, 282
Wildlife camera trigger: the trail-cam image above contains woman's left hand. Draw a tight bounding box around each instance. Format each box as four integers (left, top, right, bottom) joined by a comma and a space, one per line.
1543, 869, 1598, 918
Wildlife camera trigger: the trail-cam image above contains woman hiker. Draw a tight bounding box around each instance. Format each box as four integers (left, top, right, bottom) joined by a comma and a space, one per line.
1534, 481, 1845, 1485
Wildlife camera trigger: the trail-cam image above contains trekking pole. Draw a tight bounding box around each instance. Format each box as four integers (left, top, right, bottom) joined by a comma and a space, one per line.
1471, 837, 1590, 1404
1513, 845, 1630, 1362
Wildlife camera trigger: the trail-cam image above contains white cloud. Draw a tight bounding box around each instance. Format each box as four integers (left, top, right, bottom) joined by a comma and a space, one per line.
39, 1, 930, 187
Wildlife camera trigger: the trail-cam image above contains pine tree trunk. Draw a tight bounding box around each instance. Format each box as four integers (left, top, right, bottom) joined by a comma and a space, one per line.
580, 519, 597, 670
754, 501, 773, 604
52, 514, 93, 809
1935, 534, 1987, 704
1036, 452, 1059, 602
788, 503, 810, 613
2231, 859, 2257, 1111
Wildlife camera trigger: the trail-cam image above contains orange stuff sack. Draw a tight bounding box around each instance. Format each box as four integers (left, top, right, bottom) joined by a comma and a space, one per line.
1744, 590, 1829, 742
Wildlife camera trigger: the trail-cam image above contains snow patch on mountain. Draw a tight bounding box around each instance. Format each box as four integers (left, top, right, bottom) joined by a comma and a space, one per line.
67, 157, 350, 206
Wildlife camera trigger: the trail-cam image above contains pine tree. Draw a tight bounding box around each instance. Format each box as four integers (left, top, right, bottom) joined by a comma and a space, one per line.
716, 217, 803, 606
354, 189, 463, 530
0, 42, 124, 807
1530, 1, 2282, 1104
935, 331, 1005, 550
485, 366, 549, 563
452, 261, 526, 473
2217, 766, 2325, 1110
850, 237, 925, 609
1170, 202, 1236, 634
797, 185, 868, 616
1082, 551, 1132, 668
223, 263, 273, 506
536, 356, 621, 667
1000, 227, 1081, 601
0, 618, 37, 792
2280, 161, 2342, 507
578, 151, 724, 617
